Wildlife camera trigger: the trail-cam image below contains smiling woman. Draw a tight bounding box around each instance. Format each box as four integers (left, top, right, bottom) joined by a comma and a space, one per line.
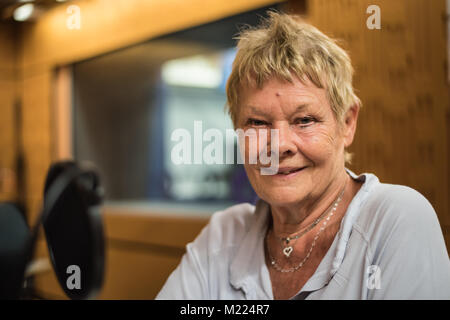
156, 11, 450, 300
237, 76, 358, 211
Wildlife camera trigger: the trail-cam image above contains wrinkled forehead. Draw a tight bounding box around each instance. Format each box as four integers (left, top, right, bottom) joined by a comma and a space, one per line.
238, 75, 331, 118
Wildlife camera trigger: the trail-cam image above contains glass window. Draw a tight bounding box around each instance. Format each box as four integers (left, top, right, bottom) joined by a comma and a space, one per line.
73, 5, 280, 211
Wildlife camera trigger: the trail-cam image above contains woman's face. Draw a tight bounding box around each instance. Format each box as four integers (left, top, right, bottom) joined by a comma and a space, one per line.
237, 76, 354, 207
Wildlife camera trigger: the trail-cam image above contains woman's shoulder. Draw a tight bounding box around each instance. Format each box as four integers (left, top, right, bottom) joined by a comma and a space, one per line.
364, 182, 435, 220
209, 202, 257, 232
191, 202, 259, 253
354, 180, 440, 244
348, 169, 434, 219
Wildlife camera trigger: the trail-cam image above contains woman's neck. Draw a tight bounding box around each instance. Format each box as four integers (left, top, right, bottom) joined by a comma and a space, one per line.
269, 171, 351, 238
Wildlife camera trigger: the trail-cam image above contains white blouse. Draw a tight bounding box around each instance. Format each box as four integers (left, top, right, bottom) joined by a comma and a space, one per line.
156, 169, 450, 299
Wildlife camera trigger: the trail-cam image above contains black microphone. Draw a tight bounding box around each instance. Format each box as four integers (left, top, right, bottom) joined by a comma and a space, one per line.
0, 160, 104, 300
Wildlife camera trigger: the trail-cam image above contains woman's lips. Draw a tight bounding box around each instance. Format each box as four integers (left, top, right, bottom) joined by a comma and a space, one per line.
272, 166, 306, 178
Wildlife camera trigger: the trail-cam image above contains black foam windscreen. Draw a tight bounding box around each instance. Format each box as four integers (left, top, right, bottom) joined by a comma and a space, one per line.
0, 203, 30, 299
41, 161, 104, 299
44, 160, 78, 196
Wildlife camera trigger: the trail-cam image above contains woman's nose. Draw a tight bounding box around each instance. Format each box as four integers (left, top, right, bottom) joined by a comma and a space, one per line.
274, 122, 297, 157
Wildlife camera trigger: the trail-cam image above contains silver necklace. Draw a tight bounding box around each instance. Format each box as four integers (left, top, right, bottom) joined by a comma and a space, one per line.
278, 205, 334, 258
266, 182, 346, 273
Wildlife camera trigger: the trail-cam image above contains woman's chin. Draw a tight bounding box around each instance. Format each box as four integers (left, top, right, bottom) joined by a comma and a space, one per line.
258, 187, 306, 206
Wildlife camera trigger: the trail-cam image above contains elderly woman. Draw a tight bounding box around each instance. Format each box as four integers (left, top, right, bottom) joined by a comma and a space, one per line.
156, 12, 450, 299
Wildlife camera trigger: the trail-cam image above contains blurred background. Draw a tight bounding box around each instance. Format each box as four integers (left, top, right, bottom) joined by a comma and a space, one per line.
0, 0, 449, 299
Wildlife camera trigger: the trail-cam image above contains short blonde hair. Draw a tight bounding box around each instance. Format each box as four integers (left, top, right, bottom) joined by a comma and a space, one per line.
225, 11, 361, 163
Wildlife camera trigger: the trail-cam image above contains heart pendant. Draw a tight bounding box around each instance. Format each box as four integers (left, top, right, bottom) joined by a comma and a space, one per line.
283, 246, 293, 257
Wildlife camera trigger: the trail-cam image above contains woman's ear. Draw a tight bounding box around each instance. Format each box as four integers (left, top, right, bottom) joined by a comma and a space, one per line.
343, 103, 360, 148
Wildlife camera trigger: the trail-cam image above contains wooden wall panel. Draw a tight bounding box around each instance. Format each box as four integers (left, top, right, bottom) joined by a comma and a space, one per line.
103, 207, 209, 248
19, 0, 281, 69
0, 82, 16, 201
97, 244, 183, 299
53, 67, 73, 160
0, 23, 18, 202
21, 71, 52, 226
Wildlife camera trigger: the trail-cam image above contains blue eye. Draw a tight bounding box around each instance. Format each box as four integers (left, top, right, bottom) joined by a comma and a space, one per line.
294, 116, 317, 128
295, 117, 316, 127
